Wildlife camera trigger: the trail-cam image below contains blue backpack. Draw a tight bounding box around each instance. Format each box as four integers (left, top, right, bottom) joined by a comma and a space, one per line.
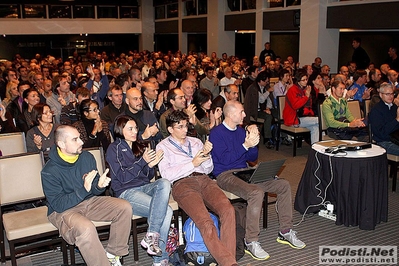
183, 213, 220, 265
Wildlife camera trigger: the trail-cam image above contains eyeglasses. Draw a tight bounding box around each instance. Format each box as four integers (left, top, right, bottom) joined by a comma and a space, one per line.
381, 92, 394, 96
300, 78, 308, 82
173, 124, 188, 130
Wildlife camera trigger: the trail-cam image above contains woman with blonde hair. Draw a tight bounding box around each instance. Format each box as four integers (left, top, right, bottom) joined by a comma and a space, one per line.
2, 80, 19, 108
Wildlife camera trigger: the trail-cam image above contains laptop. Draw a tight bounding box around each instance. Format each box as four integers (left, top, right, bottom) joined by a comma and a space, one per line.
318, 140, 371, 152
232, 159, 286, 184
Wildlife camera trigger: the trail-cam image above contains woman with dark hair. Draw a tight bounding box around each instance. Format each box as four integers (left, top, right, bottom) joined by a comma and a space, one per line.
106, 115, 172, 266
19, 87, 41, 133
283, 70, 319, 144
192, 88, 222, 132
26, 103, 57, 157
72, 99, 111, 150
307, 73, 327, 115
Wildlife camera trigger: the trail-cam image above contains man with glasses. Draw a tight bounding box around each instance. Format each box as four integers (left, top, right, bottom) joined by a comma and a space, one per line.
156, 110, 238, 266
159, 88, 208, 139
369, 82, 399, 155
322, 80, 368, 141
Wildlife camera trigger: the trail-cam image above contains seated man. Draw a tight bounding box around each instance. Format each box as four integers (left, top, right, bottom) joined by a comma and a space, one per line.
322, 80, 368, 141
41, 125, 132, 266
210, 101, 305, 261
347, 70, 372, 104
244, 71, 277, 149
369, 82, 399, 155
159, 88, 208, 139
125, 88, 163, 145
156, 110, 237, 266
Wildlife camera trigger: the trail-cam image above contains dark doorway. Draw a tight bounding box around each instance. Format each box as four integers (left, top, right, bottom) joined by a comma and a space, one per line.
154, 34, 178, 53
235, 32, 255, 64
187, 33, 207, 53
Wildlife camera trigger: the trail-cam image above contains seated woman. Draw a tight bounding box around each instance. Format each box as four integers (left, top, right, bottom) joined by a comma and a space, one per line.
73, 99, 111, 151
13, 87, 40, 133
0, 102, 19, 134
283, 70, 319, 144
106, 115, 172, 266
192, 88, 222, 141
26, 103, 57, 159
2, 80, 20, 109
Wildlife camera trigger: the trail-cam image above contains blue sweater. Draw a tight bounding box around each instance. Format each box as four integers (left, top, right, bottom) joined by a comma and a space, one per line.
106, 138, 154, 197
369, 100, 399, 142
209, 123, 258, 177
41, 145, 105, 215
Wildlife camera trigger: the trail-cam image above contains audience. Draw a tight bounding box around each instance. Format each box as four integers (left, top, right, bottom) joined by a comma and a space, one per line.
2, 46, 398, 265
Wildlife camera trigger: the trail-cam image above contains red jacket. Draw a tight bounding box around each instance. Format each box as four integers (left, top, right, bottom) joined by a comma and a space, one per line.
283, 84, 312, 126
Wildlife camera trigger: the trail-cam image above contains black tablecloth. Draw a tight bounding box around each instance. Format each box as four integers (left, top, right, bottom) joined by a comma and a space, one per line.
294, 148, 388, 230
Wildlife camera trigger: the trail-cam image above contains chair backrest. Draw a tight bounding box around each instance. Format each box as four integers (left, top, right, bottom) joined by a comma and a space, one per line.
364, 99, 371, 117
277, 96, 286, 121
0, 132, 27, 156
85, 147, 105, 175
347, 100, 362, 119
318, 104, 328, 140
0, 152, 44, 206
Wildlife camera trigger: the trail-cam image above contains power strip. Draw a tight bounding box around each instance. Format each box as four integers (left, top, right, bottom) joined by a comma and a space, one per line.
318, 210, 337, 221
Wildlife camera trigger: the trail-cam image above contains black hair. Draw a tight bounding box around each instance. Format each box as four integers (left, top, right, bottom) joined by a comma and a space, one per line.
113, 115, 149, 157
166, 110, 189, 129
193, 88, 212, 120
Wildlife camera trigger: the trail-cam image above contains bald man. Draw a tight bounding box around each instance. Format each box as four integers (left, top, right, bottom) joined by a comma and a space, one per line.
210, 101, 305, 261
125, 88, 163, 144
141, 81, 167, 120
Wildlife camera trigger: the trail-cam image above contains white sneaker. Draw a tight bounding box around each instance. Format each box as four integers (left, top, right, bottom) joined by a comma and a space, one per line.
107, 252, 122, 266
277, 229, 306, 249
244, 240, 270, 260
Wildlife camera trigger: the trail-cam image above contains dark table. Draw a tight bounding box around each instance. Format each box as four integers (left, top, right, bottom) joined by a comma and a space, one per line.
294, 141, 388, 230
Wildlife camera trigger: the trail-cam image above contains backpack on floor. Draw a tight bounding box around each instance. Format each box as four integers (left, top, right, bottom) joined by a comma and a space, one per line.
183, 212, 220, 265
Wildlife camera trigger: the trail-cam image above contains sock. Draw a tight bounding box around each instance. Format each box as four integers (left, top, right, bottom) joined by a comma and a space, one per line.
280, 229, 290, 234
106, 252, 116, 259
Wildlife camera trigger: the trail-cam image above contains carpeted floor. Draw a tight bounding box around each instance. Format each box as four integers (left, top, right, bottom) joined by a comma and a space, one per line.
4, 141, 399, 266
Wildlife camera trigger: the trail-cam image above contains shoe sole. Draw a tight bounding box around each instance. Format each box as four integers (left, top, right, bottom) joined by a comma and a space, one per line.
141, 239, 162, 256
276, 237, 306, 249
244, 249, 270, 260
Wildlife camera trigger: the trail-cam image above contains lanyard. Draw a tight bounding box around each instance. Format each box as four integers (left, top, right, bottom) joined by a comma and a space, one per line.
169, 138, 192, 158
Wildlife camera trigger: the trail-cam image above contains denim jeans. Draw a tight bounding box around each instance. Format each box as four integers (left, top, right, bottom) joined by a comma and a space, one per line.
298, 116, 319, 144
377, 141, 399, 155
119, 178, 173, 263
